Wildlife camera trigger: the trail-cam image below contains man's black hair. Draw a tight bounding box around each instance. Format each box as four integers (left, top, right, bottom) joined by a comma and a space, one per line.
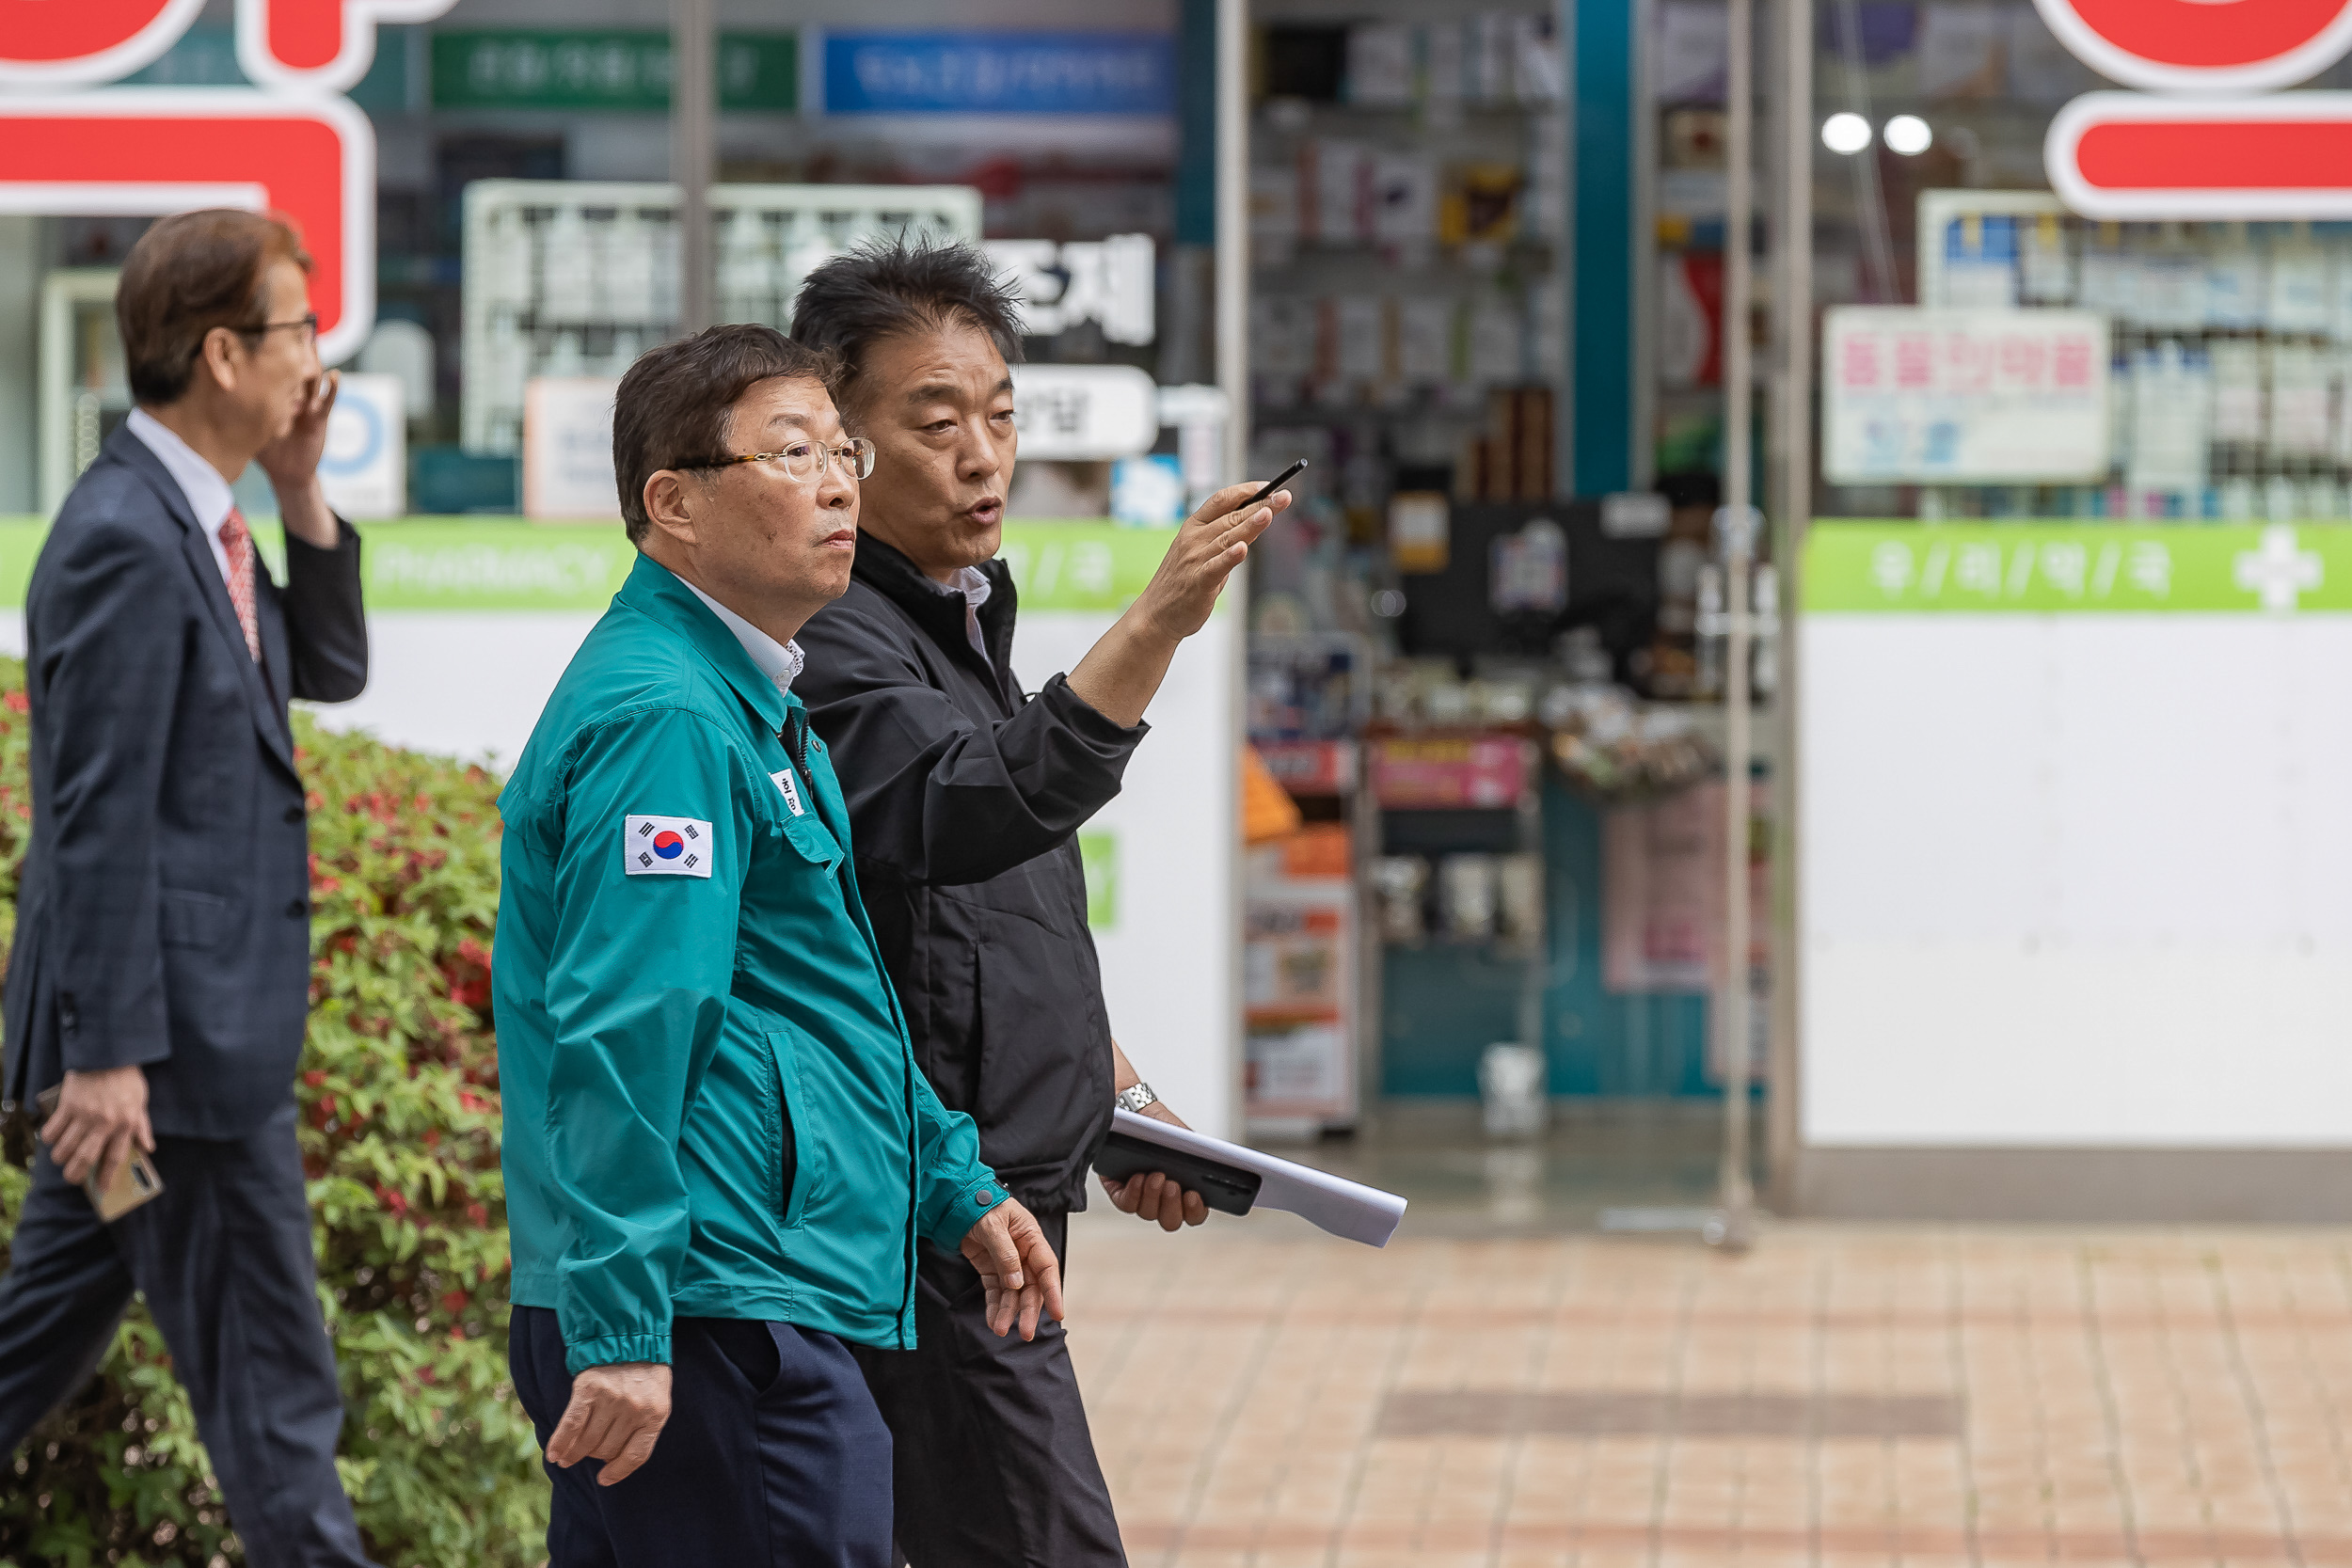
789, 236, 1025, 418
612, 324, 838, 546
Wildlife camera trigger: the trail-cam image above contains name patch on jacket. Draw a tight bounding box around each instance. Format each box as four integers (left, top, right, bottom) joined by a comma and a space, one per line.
624, 815, 712, 877
770, 768, 805, 816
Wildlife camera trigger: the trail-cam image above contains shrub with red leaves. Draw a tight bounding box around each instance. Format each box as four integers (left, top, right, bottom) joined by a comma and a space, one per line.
0, 666, 545, 1566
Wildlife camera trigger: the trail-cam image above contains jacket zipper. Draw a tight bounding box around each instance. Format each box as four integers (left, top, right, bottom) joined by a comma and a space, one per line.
782, 705, 924, 1346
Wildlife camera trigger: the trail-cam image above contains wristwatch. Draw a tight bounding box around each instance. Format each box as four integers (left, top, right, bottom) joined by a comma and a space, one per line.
1116, 1082, 1159, 1114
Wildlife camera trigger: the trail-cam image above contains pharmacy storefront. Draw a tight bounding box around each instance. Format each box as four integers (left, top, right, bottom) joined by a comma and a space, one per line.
0, 0, 1251, 1133
1788, 0, 2352, 1217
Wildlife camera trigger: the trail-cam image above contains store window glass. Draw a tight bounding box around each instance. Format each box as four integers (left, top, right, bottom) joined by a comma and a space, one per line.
1804, 0, 2352, 524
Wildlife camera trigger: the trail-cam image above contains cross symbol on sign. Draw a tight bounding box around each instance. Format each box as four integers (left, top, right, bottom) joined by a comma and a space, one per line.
2233, 525, 2324, 612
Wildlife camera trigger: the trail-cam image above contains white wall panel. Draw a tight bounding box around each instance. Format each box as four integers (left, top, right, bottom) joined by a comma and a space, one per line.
1802, 613, 2352, 1148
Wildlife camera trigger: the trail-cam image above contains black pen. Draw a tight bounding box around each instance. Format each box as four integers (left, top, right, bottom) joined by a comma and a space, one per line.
1239, 459, 1308, 513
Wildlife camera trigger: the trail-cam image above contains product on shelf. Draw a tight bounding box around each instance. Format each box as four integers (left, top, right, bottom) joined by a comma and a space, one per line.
1660, 251, 1725, 389
1371, 855, 1431, 945
1438, 853, 1501, 942
1489, 516, 1567, 614
1387, 490, 1451, 573
1543, 682, 1719, 804
1496, 852, 1545, 945
1458, 386, 1555, 502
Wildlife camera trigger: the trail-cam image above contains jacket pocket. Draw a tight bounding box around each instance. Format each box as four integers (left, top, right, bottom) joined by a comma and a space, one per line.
158, 889, 230, 950
779, 804, 844, 875
765, 1029, 817, 1229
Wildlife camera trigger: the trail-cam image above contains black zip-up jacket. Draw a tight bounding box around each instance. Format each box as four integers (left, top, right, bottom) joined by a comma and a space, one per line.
793, 533, 1148, 1213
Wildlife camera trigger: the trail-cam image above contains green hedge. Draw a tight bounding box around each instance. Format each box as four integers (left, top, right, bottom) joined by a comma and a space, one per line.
0, 661, 547, 1567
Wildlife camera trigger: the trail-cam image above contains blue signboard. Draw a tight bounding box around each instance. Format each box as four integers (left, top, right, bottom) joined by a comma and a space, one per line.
823, 32, 1175, 115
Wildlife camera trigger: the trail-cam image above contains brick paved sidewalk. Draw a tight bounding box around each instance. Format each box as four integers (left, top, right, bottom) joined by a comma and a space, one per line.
1066, 1208, 2352, 1568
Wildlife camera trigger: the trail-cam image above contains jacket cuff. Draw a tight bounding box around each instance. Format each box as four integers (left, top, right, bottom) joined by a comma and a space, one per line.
1038, 673, 1150, 748
60, 1038, 173, 1075
564, 1331, 672, 1376
282, 514, 359, 559
927, 1168, 1011, 1254
59, 1006, 173, 1074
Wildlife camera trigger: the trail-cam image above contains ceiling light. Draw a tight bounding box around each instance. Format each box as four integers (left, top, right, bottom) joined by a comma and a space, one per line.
1821, 112, 1873, 155
1883, 115, 1933, 155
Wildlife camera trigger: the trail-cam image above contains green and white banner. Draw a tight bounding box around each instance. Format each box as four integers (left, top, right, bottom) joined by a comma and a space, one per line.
0, 514, 1235, 1135
0, 519, 1182, 614
1807, 520, 2352, 613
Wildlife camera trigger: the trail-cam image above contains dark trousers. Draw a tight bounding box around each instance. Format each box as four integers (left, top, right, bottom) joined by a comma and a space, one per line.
0, 1103, 374, 1568
510, 1307, 893, 1568
853, 1211, 1126, 1568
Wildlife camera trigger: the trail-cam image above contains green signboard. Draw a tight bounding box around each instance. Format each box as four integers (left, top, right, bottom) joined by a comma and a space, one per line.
1807, 521, 2352, 614
431, 31, 797, 113
0, 519, 1178, 614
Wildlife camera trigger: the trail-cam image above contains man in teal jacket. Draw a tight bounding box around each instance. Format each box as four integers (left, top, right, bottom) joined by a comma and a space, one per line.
493, 325, 1062, 1567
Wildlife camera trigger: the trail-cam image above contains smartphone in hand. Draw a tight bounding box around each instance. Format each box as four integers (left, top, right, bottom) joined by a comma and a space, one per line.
34, 1085, 165, 1222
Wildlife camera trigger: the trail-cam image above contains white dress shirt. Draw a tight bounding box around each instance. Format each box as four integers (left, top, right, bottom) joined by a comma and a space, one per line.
949, 565, 993, 664
128, 408, 245, 589
683, 578, 806, 696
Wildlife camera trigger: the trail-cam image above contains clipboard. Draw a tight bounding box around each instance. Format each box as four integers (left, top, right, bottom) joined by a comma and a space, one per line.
1092, 1109, 1407, 1246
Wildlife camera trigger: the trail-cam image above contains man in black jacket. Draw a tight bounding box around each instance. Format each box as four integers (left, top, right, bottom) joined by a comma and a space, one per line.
791, 240, 1287, 1566
0, 210, 373, 1566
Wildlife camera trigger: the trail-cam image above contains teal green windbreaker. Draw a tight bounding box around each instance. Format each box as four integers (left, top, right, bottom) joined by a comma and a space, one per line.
493, 553, 1007, 1374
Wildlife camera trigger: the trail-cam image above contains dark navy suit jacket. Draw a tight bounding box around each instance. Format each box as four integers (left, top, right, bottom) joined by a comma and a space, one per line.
2, 423, 369, 1139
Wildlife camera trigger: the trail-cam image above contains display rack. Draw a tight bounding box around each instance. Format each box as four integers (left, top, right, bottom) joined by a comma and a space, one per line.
1365, 731, 1548, 1089
460, 182, 981, 454
1248, 13, 1569, 524
1247, 633, 1376, 1136
1915, 187, 2352, 523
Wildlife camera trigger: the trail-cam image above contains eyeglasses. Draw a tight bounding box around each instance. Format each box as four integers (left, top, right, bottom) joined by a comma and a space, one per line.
240, 312, 320, 347
192, 312, 320, 361
679, 436, 877, 483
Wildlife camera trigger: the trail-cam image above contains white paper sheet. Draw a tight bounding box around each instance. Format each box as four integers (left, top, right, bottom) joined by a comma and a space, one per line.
1105, 1109, 1407, 1247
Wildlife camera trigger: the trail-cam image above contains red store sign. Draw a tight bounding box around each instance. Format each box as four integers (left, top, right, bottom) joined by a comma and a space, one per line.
2038, 0, 2352, 217
0, 0, 457, 362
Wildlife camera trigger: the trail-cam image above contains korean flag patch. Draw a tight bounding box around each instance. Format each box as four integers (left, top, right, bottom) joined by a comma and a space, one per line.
625, 815, 713, 877
770, 769, 805, 816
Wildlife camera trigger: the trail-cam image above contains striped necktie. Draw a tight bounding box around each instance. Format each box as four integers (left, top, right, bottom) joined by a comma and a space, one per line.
218, 507, 261, 662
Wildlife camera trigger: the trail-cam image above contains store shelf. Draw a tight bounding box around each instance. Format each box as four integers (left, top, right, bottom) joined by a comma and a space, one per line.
459, 180, 980, 454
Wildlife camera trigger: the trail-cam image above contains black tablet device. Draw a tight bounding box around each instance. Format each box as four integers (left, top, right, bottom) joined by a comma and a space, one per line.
1091, 1131, 1263, 1216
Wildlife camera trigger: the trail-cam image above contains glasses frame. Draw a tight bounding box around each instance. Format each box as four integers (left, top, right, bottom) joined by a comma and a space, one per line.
240, 312, 321, 345
677, 436, 876, 483
191, 311, 321, 362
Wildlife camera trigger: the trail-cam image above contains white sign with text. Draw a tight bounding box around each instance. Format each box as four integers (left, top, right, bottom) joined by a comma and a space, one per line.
1824, 307, 2111, 484
1009, 364, 1160, 461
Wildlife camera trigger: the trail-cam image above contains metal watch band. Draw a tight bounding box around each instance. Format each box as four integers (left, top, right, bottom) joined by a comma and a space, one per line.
1116, 1082, 1158, 1114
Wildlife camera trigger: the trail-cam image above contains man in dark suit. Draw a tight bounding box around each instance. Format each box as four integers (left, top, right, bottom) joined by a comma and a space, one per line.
0, 209, 373, 1566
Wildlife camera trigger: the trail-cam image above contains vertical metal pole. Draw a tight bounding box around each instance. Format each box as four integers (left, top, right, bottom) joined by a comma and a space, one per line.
1215, 0, 1249, 484
1711, 0, 1757, 1253
1630, 0, 1660, 491
1216, 0, 1251, 1140
673, 0, 715, 336
1767, 0, 1815, 1212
